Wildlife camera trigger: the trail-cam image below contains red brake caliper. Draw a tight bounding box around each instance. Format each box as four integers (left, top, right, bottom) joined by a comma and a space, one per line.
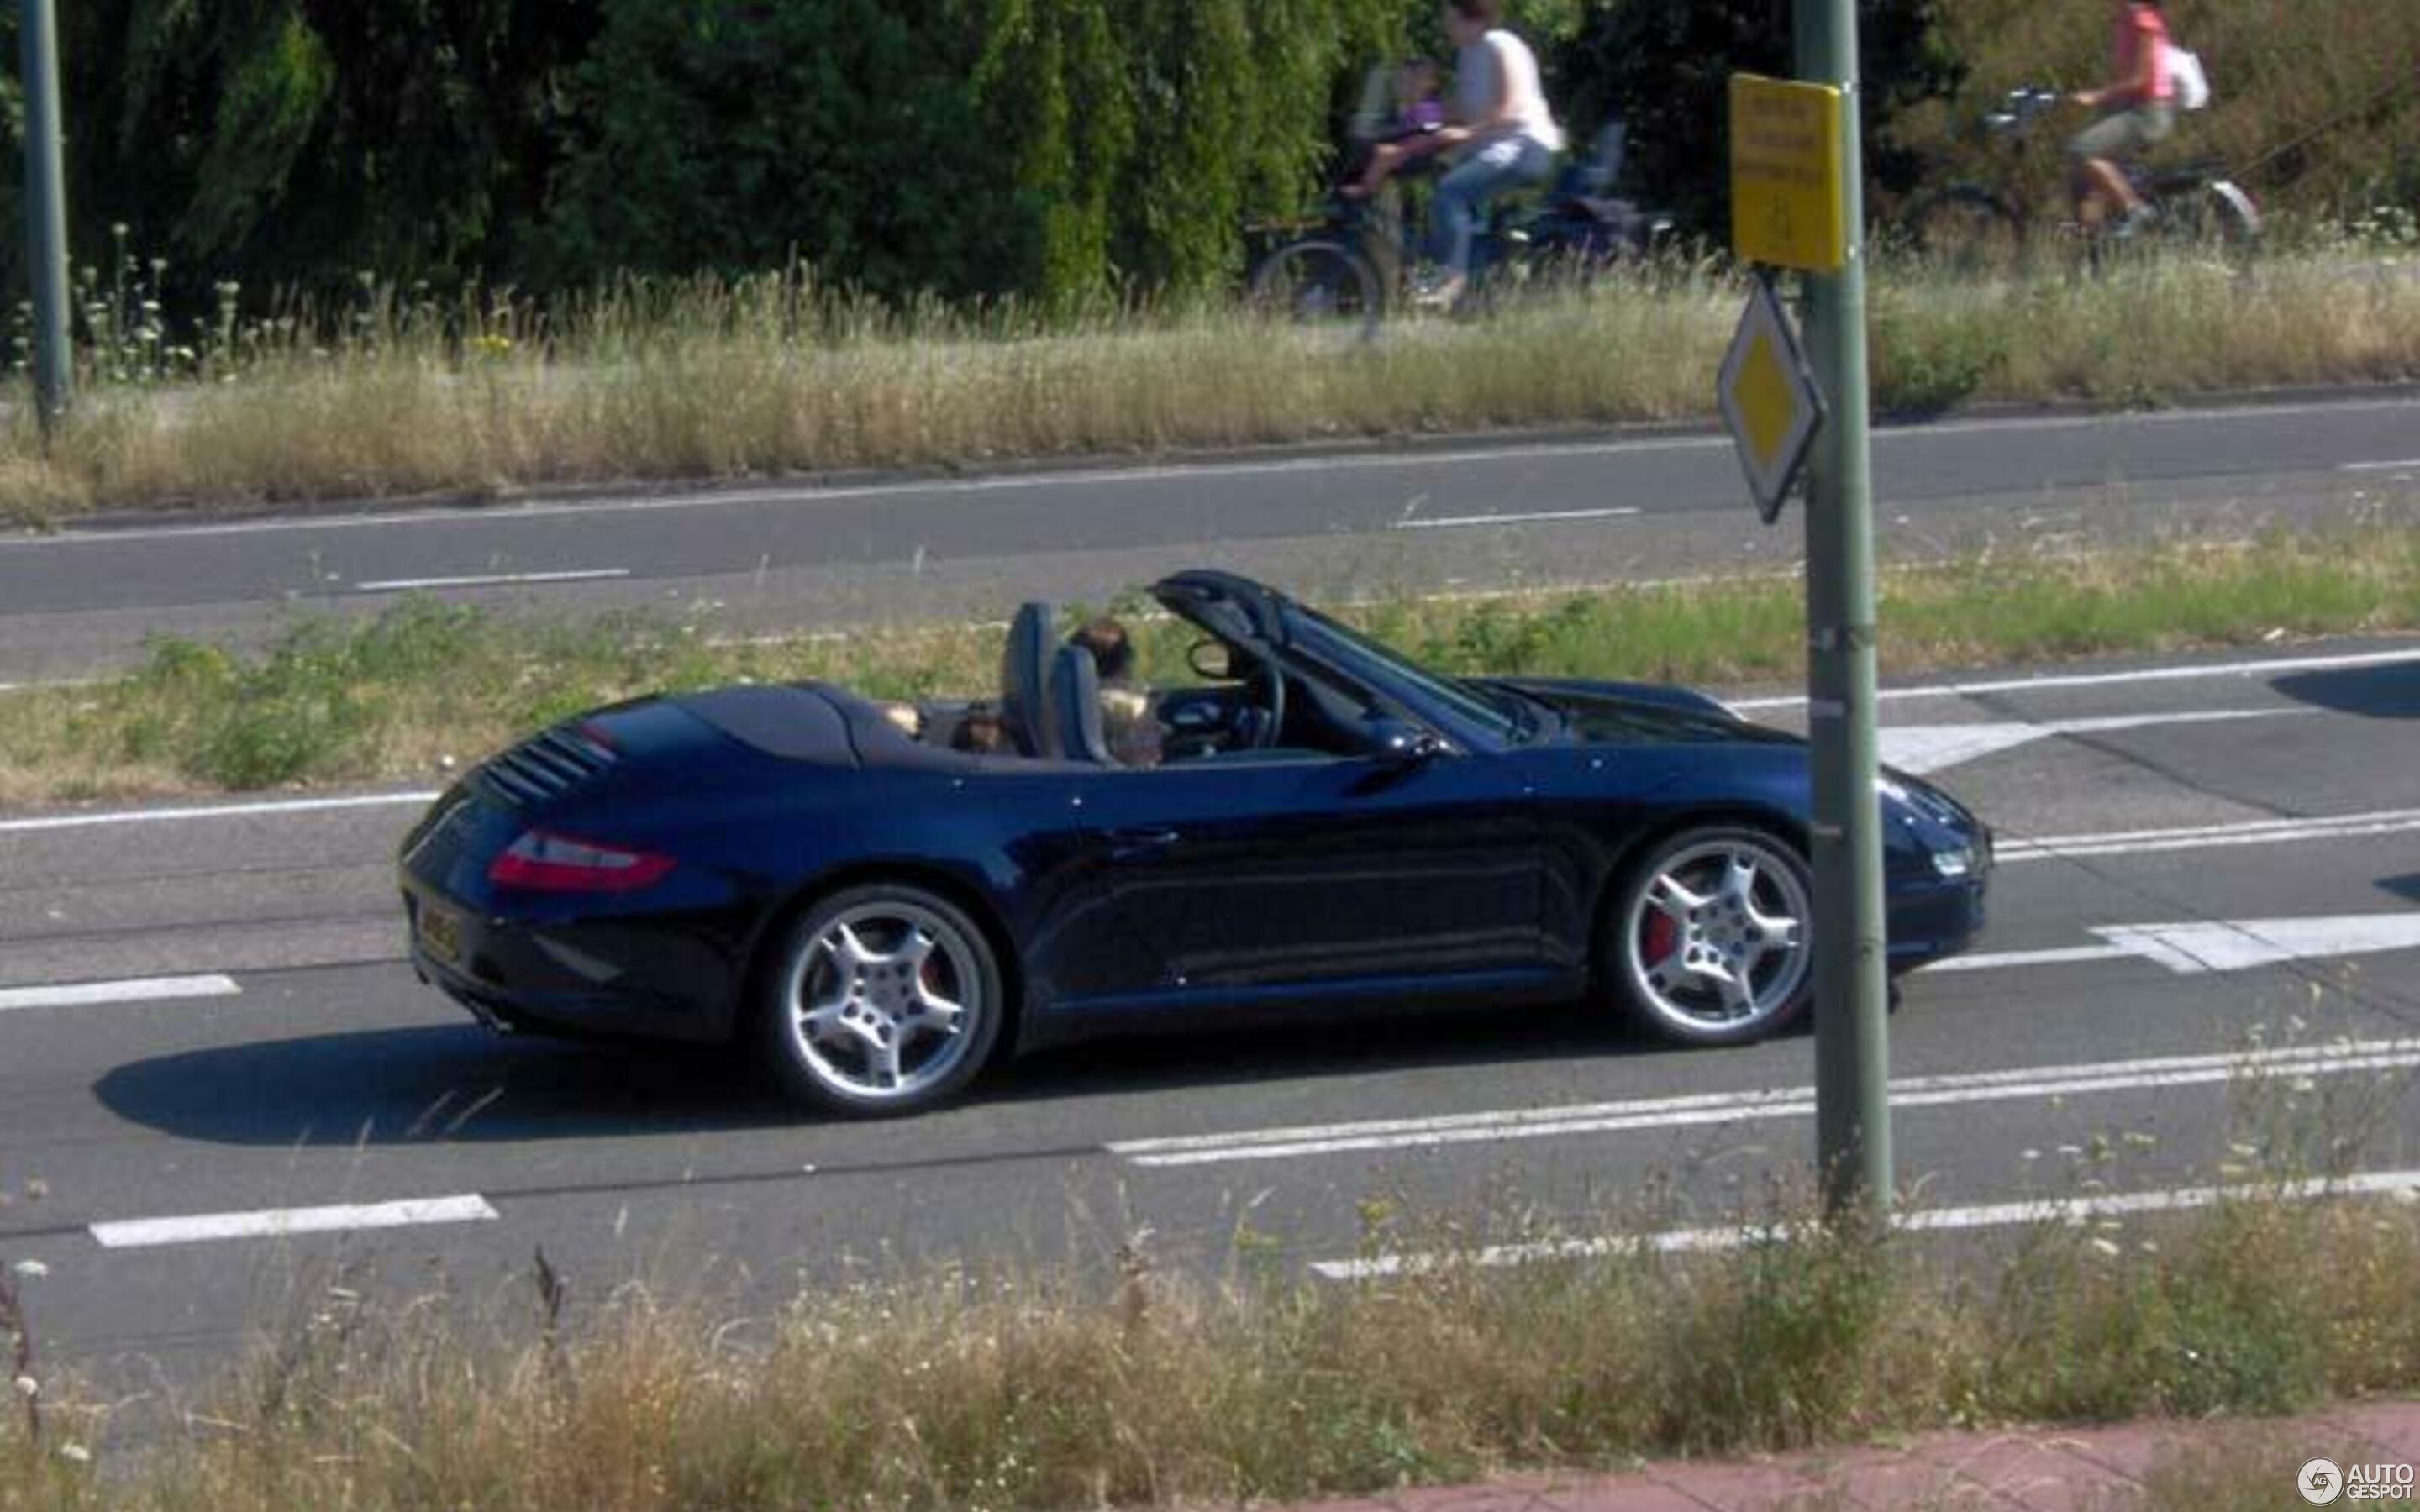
1642, 908, 1676, 966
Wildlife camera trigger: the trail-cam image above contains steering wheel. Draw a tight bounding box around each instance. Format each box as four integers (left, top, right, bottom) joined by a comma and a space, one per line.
1238, 652, 1288, 750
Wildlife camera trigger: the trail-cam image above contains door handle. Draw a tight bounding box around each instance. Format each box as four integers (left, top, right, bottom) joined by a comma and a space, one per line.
1107, 827, 1181, 858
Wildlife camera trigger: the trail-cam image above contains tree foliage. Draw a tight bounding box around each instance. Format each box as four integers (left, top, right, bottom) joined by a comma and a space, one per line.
1550, 0, 1964, 234
36, 0, 597, 296
0, 0, 1966, 310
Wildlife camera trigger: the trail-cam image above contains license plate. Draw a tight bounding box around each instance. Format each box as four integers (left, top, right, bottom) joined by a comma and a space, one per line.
415, 898, 465, 968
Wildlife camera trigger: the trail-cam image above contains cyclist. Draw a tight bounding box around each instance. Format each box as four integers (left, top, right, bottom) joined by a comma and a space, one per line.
1415, 0, 1565, 309
2067, 0, 2176, 235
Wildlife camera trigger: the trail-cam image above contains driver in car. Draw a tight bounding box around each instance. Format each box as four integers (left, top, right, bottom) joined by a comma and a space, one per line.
1070, 617, 1163, 768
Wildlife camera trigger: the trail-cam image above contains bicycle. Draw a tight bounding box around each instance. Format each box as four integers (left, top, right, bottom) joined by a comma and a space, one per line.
1902, 84, 2260, 278
1245, 124, 1675, 344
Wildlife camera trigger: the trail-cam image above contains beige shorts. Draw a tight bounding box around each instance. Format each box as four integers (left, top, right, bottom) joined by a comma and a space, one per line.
2067, 102, 2175, 163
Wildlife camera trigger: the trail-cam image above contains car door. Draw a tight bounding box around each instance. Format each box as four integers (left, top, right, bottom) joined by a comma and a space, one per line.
1054, 748, 1558, 1009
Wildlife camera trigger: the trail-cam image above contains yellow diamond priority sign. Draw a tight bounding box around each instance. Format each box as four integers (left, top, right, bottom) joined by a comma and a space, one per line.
1718, 276, 1825, 525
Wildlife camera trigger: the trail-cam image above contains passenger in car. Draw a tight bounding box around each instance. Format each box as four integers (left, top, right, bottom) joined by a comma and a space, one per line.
950, 707, 1010, 755
1069, 617, 1164, 768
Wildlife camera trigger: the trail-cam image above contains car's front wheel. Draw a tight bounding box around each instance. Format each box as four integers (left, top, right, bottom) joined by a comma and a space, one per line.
1607, 826, 1814, 1046
759, 884, 1003, 1116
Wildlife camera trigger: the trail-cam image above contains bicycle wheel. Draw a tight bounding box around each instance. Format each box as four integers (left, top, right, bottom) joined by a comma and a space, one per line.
2160, 179, 2262, 268
1247, 240, 1383, 345
1907, 188, 2028, 281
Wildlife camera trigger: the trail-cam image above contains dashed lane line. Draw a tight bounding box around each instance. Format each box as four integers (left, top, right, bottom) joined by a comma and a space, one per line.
0, 973, 239, 1013
90, 1194, 499, 1250
352, 568, 630, 593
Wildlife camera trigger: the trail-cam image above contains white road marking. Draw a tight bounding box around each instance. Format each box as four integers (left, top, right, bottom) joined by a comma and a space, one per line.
1395, 507, 1642, 531
1109, 1039, 2420, 1168
2097, 914, 2420, 974
1928, 913, 2420, 977
2001, 807, 2420, 863
1878, 708, 2302, 775
2342, 459, 2420, 473
0, 790, 440, 834
5, 394, 2413, 549
91, 1194, 499, 1250
1312, 1168, 2420, 1279
1730, 646, 2420, 713
353, 568, 630, 592
0, 974, 241, 1013
1922, 943, 2133, 974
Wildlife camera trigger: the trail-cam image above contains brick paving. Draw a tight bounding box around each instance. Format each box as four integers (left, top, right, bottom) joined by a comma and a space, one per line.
1238, 1400, 2420, 1510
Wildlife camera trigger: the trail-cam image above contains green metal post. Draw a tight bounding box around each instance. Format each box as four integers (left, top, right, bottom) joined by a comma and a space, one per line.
1794, 0, 1892, 1221
20, 0, 71, 433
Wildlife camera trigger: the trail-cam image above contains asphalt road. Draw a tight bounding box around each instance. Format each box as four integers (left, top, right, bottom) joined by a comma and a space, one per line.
3, 636, 2419, 1393
3, 393, 2417, 683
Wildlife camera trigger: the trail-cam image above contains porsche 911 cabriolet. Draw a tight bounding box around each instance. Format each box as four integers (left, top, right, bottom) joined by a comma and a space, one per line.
401, 570, 1990, 1115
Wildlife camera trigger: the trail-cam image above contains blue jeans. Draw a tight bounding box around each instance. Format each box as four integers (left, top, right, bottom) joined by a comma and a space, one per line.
1428, 137, 1556, 278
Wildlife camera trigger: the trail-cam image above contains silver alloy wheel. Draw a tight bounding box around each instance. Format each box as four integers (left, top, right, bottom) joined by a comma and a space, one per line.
1618, 830, 1812, 1041
778, 900, 984, 1105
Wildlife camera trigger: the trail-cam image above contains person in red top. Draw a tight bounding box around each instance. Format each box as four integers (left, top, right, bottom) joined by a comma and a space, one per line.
2067, 0, 2176, 234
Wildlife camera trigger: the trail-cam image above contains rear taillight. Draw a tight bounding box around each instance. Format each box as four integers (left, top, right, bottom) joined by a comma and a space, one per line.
487, 830, 676, 894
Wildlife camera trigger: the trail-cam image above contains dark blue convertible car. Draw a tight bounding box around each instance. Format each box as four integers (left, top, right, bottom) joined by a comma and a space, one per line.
402, 570, 1990, 1115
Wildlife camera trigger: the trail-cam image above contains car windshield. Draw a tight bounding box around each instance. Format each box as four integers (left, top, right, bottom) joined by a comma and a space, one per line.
1290, 606, 1526, 743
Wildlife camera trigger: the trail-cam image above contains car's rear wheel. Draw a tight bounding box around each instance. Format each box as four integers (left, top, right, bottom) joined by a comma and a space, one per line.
1607, 826, 1814, 1046
759, 884, 1002, 1116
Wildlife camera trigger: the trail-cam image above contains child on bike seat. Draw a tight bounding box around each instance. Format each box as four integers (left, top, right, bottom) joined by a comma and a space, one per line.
1344, 59, 1449, 200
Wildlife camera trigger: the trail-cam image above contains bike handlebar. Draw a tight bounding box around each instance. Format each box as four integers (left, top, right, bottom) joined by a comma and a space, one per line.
1981, 86, 2066, 136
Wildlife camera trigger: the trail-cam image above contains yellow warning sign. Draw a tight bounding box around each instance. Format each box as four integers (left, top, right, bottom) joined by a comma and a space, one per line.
1730, 74, 1846, 273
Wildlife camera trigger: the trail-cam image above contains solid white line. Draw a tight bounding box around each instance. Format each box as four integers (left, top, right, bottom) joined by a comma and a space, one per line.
353, 568, 630, 592
0, 790, 440, 835
1111, 1039, 2420, 1167
1729, 646, 2420, 713
91, 1194, 499, 1250
0, 974, 241, 1013
2342, 459, 2420, 473
1312, 1169, 2420, 1279
1395, 507, 1642, 531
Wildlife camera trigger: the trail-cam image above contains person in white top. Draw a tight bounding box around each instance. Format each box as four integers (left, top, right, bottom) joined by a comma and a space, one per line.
1419, 0, 1565, 308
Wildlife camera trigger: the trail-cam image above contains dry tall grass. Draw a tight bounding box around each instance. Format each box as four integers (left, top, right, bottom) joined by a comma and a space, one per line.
3, 253, 2415, 525
3, 1185, 2416, 1512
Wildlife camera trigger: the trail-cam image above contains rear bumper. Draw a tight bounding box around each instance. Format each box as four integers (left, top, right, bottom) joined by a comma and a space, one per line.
404, 888, 739, 1045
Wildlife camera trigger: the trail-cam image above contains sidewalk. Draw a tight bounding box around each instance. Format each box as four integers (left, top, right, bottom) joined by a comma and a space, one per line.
1251, 1401, 2420, 1511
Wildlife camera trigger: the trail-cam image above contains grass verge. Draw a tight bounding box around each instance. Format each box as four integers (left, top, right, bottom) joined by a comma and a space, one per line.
2, 252, 2416, 524
3, 522, 2415, 807
3, 1169, 2417, 1511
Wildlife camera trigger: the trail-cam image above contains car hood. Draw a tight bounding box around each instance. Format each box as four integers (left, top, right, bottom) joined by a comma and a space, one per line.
1496, 678, 1799, 748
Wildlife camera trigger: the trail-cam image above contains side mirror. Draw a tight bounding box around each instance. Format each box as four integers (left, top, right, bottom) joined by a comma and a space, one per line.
1369, 717, 1445, 765
1187, 638, 1238, 680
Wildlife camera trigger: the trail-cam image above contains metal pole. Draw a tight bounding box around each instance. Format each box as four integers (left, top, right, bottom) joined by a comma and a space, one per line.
20, 0, 71, 433
1794, 0, 1891, 1221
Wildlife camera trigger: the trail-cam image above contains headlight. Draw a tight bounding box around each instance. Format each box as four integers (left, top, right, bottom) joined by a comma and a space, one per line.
1930, 845, 1975, 879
